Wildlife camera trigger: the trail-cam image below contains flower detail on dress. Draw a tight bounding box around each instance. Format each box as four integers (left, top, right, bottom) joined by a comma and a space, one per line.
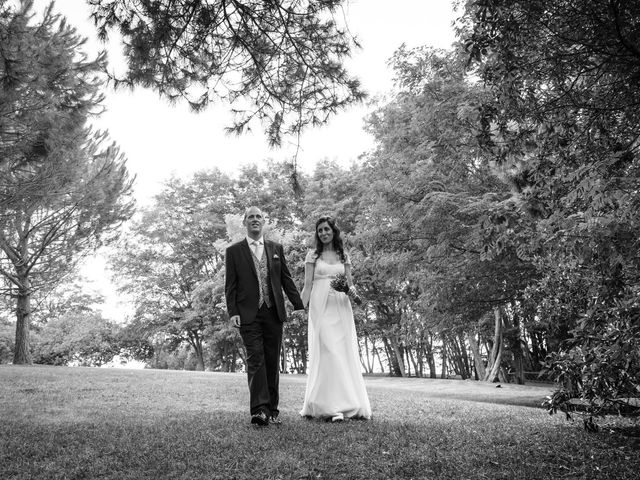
330, 273, 362, 305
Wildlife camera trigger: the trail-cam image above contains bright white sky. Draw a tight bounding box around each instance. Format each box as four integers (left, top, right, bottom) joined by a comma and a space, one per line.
46, 0, 458, 203
34, 0, 458, 320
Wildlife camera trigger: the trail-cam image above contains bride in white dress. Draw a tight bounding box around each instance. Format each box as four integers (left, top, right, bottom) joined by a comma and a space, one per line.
300, 216, 371, 422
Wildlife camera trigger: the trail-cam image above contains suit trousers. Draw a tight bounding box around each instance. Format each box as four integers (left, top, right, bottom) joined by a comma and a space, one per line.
239, 304, 283, 416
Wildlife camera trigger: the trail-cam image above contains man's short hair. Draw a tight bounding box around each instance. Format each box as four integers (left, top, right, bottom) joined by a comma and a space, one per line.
243, 206, 263, 221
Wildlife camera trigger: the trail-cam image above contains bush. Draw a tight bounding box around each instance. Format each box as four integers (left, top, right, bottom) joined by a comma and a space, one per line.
32, 312, 120, 366
0, 322, 14, 363
543, 293, 640, 426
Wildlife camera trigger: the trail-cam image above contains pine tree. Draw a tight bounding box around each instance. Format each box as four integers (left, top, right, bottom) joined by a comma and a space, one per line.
88, 0, 365, 146
0, 0, 134, 364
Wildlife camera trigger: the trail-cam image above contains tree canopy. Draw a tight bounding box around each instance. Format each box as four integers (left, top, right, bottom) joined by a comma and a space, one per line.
87, 0, 365, 146
462, 0, 640, 418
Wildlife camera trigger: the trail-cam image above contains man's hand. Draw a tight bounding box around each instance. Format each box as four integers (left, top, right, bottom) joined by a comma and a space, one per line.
230, 315, 241, 328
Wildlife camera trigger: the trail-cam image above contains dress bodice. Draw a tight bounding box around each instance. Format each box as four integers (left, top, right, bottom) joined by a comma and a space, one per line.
313, 258, 345, 280
304, 250, 350, 280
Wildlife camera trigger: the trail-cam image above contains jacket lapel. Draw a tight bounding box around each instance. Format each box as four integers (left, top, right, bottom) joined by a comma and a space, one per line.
241, 239, 258, 278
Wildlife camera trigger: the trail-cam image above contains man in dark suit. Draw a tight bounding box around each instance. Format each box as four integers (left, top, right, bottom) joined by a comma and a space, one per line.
225, 206, 304, 426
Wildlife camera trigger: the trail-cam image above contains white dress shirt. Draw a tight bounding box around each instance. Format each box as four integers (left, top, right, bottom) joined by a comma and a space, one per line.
246, 236, 265, 260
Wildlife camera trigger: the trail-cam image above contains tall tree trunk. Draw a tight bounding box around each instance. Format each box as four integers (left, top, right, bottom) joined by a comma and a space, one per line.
416, 345, 425, 377
513, 316, 525, 385
194, 338, 205, 371
457, 333, 471, 379
447, 336, 467, 379
501, 306, 525, 384
467, 331, 486, 380
411, 342, 424, 378
301, 345, 308, 373
185, 330, 205, 371
382, 337, 395, 374
13, 277, 32, 365
520, 328, 536, 373
405, 347, 416, 377
373, 343, 385, 373
529, 330, 546, 370
409, 347, 420, 377
220, 344, 227, 371
424, 333, 437, 378
230, 349, 237, 372
357, 337, 368, 372
444, 340, 457, 376
440, 334, 447, 379
383, 336, 405, 377
391, 336, 406, 377
363, 336, 374, 373
484, 307, 503, 382
290, 346, 298, 373
280, 343, 287, 374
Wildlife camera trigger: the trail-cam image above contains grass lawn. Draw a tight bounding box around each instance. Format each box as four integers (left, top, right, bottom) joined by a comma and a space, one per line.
1, 366, 638, 479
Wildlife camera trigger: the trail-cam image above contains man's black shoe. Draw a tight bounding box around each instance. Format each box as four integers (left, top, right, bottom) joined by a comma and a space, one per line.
251, 411, 269, 427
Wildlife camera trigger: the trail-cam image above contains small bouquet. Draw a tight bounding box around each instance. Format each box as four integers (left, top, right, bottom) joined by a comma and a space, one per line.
330, 273, 362, 305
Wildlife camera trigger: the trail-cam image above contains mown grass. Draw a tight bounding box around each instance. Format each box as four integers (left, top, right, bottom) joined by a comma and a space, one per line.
1, 366, 638, 479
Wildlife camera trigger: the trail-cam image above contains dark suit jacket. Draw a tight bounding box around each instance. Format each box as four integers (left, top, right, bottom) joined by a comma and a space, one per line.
225, 238, 304, 324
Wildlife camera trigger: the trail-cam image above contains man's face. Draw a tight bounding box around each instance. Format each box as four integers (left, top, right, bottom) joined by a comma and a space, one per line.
244, 207, 265, 238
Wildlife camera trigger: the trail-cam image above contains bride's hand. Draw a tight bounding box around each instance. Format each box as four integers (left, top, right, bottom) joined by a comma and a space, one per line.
347, 286, 362, 305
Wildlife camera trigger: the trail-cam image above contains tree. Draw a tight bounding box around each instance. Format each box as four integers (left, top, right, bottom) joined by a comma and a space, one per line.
195, 277, 244, 372
231, 160, 304, 229
357, 45, 537, 379
302, 158, 363, 234
0, 1, 134, 364
0, 317, 13, 363
111, 170, 235, 371
88, 0, 365, 146
462, 0, 640, 416
32, 311, 120, 366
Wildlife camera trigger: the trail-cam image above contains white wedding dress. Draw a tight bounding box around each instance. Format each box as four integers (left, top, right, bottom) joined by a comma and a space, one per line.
300, 252, 371, 419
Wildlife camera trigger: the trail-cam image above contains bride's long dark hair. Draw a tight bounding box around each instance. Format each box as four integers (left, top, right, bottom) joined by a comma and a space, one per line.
313, 216, 346, 263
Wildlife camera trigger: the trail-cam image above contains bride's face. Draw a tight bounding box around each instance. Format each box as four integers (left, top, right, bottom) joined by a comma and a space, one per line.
317, 222, 334, 246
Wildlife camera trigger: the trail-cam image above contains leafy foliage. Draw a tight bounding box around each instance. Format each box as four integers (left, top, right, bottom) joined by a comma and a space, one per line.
0, 318, 13, 363
0, 0, 134, 363
462, 0, 640, 417
88, 0, 365, 146
110, 170, 239, 370
32, 312, 120, 366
